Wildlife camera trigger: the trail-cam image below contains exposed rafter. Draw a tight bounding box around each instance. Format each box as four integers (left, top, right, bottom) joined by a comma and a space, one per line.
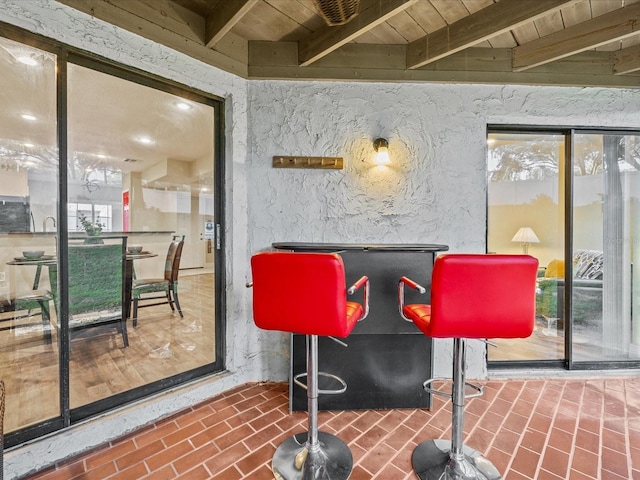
613, 44, 640, 75
298, 0, 418, 67
55, 0, 248, 76
512, 2, 640, 72
50, 0, 640, 87
205, 0, 258, 48
407, 0, 577, 70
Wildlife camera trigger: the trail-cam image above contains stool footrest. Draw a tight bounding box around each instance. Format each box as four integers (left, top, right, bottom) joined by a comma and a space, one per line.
422, 378, 484, 400
294, 371, 347, 395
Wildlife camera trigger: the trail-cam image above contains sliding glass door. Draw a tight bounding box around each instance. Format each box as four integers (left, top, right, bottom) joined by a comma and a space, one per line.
487, 128, 640, 369
0, 28, 225, 447
487, 132, 565, 363
0, 36, 60, 435
571, 133, 640, 363
66, 62, 220, 413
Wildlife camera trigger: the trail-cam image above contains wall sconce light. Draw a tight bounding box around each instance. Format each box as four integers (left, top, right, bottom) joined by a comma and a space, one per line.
511, 226, 540, 254
373, 138, 390, 165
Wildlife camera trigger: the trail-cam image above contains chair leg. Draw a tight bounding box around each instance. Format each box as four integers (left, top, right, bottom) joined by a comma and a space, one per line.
172, 285, 183, 317
38, 300, 52, 345
133, 298, 139, 327
120, 317, 129, 348
412, 338, 501, 480
166, 290, 175, 312
271, 334, 353, 480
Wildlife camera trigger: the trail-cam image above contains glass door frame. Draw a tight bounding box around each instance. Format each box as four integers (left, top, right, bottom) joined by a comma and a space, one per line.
487, 125, 640, 372
1, 22, 226, 448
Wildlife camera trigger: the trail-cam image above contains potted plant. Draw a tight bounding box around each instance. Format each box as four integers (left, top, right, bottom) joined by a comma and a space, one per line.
79, 213, 104, 243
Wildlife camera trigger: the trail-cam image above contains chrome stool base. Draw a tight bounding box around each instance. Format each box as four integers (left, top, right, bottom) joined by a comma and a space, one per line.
272, 431, 353, 480
412, 439, 501, 480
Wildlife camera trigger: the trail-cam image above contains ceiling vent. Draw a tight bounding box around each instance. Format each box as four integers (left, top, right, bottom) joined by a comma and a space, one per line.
313, 0, 360, 26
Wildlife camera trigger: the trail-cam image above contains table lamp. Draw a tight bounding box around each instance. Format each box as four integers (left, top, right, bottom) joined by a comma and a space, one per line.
511, 227, 539, 254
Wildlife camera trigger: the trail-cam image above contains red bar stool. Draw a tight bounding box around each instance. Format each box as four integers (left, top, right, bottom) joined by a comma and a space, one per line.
250, 251, 369, 480
398, 254, 538, 480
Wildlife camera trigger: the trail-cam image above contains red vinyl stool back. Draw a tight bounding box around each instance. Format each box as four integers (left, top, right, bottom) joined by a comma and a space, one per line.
407, 253, 538, 340
251, 251, 363, 338
250, 251, 368, 480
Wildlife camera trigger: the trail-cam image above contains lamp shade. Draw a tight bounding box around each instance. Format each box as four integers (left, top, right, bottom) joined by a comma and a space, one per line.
511, 227, 540, 244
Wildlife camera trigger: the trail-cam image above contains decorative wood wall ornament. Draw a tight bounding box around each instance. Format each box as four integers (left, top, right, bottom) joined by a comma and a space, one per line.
272, 156, 344, 169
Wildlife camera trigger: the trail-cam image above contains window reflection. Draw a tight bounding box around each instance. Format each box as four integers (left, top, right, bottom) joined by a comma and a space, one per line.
0, 37, 60, 433
572, 134, 640, 362
0, 34, 219, 445
67, 64, 217, 409
488, 131, 640, 366
487, 133, 565, 362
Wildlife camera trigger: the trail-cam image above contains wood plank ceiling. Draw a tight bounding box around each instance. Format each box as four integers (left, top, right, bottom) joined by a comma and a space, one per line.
55, 0, 640, 87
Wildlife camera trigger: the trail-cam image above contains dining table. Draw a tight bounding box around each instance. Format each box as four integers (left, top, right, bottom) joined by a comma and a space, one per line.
6, 254, 57, 290
6, 249, 158, 321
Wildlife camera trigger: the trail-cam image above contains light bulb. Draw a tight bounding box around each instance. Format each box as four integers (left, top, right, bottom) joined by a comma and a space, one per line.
375, 147, 390, 165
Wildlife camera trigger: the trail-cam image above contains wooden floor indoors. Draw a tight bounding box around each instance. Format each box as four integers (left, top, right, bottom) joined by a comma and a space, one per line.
25, 376, 640, 479
0, 271, 215, 433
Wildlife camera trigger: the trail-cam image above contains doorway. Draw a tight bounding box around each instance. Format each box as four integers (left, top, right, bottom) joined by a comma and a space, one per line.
0, 33, 225, 447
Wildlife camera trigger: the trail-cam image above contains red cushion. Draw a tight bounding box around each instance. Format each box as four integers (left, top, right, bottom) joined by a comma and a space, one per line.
403, 304, 432, 336
345, 301, 364, 333
251, 252, 363, 338
406, 254, 538, 339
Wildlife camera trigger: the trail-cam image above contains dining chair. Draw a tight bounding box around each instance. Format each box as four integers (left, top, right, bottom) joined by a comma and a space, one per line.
132, 235, 184, 327
0, 289, 53, 344
49, 238, 129, 347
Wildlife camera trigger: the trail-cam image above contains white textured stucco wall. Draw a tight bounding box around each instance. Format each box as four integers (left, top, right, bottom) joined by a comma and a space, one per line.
246, 80, 640, 383
0, 1, 256, 478
2, 1, 640, 478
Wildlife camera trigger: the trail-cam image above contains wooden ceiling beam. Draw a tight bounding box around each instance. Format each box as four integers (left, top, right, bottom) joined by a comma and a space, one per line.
55, 0, 248, 76
513, 2, 640, 72
407, 0, 576, 70
298, 0, 418, 67
205, 0, 258, 48
613, 44, 640, 75
249, 44, 640, 88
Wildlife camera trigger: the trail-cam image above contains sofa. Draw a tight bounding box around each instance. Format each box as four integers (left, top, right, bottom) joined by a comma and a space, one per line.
536, 249, 603, 329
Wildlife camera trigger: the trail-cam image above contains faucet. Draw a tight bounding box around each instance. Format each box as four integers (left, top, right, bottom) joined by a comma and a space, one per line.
43, 216, 56, 232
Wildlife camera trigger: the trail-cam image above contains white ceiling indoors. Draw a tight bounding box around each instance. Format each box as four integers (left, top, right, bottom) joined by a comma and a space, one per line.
0, 36, 215, 193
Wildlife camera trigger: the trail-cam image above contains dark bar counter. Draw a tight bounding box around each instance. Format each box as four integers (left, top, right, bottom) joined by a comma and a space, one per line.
272, 242, 448, 411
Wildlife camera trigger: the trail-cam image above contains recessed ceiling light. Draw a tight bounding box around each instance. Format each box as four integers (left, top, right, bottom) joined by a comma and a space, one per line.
21, 114, 36, 121
97, 154, 107, 159
23, 143, 34, 148
17, 56, 38, 66
176, 101, 192, 111
137, 136, 154, 145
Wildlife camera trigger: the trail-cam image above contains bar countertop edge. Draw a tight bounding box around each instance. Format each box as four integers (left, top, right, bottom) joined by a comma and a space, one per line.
272, 242, 449, 252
